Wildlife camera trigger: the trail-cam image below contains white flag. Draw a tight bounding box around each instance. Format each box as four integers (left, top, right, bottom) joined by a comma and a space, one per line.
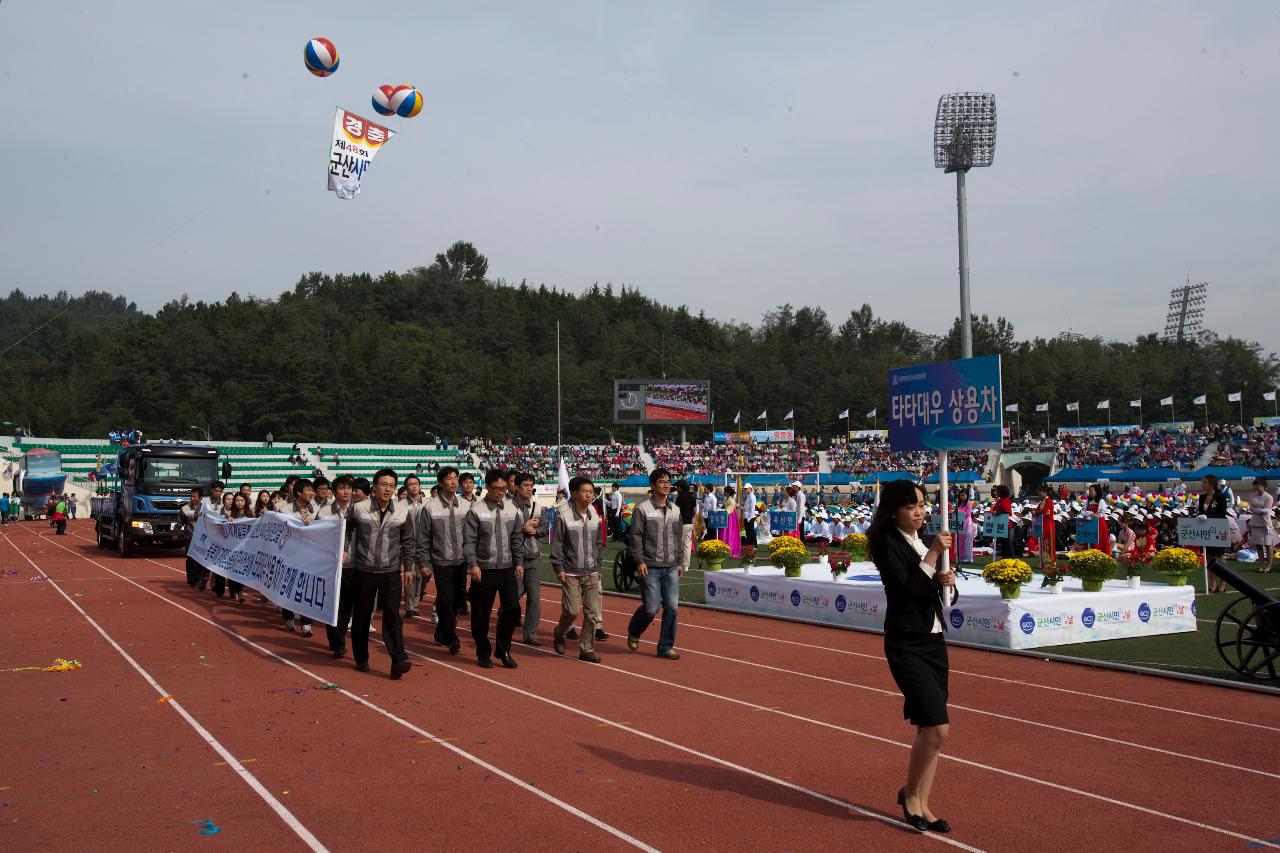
1193, 395, 1207, 405
866, 408, 877, 418
838, 408, 849, 419
1227, 392, 1242, 402
557, 457, 570, 495
1035, 403, 1049, 412
328, 108, 396, 199
1160, 396, 1174, 406
733, 411, 741, 424
1005, 403, 1019, 413
783, 410, 794, 421
1129, 399, 1141, 408
1265, 391, 1277, 402
1066, 402, 1079, 412
1096, 400, 1110, 410
757, 411, 767, 421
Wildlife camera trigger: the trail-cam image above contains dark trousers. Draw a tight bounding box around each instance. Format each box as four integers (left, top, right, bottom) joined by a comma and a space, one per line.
208, 573, 244, 598
432, 562, 468, 646
326, 567, 357, 653
351, 570, 406, 665
185, 557, 205, 587
470, 568, 519, 661
55, 518, 67, 535
743, 516, 758, 548
282, 608, 312, 627
607, 510, 620, 540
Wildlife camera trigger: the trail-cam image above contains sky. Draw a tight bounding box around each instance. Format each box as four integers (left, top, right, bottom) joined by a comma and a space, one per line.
3, 1, 1279, 346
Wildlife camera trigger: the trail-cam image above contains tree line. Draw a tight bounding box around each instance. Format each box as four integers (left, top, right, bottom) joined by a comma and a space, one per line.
2, 242, 1276, 446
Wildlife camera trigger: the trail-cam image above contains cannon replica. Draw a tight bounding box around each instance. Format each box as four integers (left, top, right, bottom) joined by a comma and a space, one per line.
1211, 560, 1280, 681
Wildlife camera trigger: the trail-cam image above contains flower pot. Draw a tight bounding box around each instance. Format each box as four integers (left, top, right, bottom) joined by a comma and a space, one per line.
1081, 579, 1105, 592
998, 583, 1021, 600
705, 559, 724, 572
1164, 573, 1188, 587
1049, 582, 1064, 595
818, 555, 829, 566
1126, 575, 1141, 589
784, 566, 802, 578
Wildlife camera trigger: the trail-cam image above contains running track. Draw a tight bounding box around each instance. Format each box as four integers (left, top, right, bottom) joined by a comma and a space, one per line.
2, 521, 1278, 851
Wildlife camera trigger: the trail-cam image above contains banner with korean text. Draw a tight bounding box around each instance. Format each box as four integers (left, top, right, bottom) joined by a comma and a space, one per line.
328, 108, 396, 199
188, 512, 344, 625
888, 355, 1003, 451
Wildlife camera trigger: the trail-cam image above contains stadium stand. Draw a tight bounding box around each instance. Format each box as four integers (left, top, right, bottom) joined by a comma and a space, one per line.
472, 443, 644, 482
648, 441, 818, 476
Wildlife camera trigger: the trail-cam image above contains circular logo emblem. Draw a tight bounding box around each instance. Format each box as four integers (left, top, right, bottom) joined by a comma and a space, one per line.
790, 589, 801, 607
1019, 613, 1035, 635
1081, 607, 1096, 628
1138, 602, 1151, 623
749, 585, 760, 602
834, 594, 847, 613
1191, 599, 1197, 617
707, 581, 717, 598
949, 608, 964, 630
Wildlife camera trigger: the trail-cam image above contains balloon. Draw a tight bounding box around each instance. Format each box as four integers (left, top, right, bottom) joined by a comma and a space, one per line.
371, 84, 397, 116
390, 85, 423, 118
304, 38, 339, 77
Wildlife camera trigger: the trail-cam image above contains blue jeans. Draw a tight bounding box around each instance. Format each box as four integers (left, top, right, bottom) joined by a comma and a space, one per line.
628, 566, 679, 653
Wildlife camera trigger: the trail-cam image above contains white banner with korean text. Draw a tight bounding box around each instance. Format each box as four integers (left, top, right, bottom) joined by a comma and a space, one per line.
188, 511, 344, 625
328, 108, 395, 199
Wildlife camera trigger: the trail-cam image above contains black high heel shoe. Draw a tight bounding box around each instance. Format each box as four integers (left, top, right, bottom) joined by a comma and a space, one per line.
927, 818, 951, 833
897, 788, 929, 832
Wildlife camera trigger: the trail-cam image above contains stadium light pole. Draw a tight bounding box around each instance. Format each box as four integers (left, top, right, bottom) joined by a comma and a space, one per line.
934, 92, 997, 362
189, 424, 211, 442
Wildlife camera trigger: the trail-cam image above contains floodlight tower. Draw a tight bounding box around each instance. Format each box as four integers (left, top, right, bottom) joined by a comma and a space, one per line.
1163, 280, 1207, 342
934, 92, 997, 360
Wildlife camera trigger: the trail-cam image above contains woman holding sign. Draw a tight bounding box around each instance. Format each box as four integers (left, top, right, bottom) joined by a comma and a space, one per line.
1082, 484, 1110, 556
868, 480, 957, 834
1034, 484, 1057, 573
1199, 474, 1230, 593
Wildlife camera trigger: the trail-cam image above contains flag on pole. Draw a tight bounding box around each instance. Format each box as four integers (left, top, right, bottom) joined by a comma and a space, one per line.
733, 411, 741, 424
1066, 402, 1079, 411
838, 408, 849, 419
1160, 396, 1174, 406
1096, 400, 1110, 410
1005, 403, 1019, 413
557, 457, 570, 496
1129, 399, 1141, 408
783, 410, 794, 421
1227, 391, 1242, 402
1035, 403, 1049, 412
865, 408, 877, 418
1193, 395, 1207, 405
757, 411, 767, 421
1265, 391, 1277, 402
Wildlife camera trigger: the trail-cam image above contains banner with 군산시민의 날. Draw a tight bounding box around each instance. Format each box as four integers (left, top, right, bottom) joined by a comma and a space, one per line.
328, 108, 395, 199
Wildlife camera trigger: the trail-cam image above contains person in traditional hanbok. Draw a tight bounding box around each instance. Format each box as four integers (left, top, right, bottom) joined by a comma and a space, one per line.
1034, 484, 1056, 573
1082, 484, 1110, 555
715, 486, 743, 557
950, 491, 975, 564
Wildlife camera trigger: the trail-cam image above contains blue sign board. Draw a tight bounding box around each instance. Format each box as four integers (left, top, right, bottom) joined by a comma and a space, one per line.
707, 510, 728, 530
769, 510, 797, 531
1031, 516, 1042, 539
887, 355, 1003, 451
983, 514, 1010, 539
1075, 517, 1100, 546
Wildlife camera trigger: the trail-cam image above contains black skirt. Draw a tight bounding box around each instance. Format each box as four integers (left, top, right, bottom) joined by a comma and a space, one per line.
884, 631, 949, 727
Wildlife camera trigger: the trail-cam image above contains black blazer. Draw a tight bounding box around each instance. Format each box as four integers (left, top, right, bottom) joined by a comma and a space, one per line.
1198, 490, 1227, 519
873, 529, 959, 635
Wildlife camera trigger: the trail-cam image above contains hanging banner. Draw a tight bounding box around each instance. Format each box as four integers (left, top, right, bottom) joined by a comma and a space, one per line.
188, 512, 344, 624
328, 108, 395, 199
887, 355, 1003, 451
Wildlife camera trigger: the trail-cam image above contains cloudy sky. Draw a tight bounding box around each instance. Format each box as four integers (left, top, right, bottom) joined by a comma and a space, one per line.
3, 1, 1278, 345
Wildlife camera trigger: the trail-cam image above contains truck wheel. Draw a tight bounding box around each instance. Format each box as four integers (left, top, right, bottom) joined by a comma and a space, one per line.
117, 529, 134, 558
96, 522, 110, 549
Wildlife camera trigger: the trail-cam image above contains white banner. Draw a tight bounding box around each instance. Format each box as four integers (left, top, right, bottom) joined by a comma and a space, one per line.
328, 108, 396, 199
188, 511, 344, 625
1177, 517, 1232, 548
704, 565, 1195, 650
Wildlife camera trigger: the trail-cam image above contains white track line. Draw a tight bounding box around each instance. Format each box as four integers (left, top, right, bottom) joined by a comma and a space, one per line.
447, 626, 1278, 849
568, 592, 1280, 732
520, 613, 1280, 780
48, 532, 979, 851
24, 533, 658, 853
2, 532, 330, 853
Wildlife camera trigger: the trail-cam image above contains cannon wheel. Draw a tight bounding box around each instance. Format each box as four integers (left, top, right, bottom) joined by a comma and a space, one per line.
612, 550, 635, 594
1215, 595, 1258, 676
1234, 601, 1280, 681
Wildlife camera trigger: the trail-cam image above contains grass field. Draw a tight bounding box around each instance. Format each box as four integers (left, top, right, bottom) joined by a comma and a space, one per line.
534, 538, 1279, 688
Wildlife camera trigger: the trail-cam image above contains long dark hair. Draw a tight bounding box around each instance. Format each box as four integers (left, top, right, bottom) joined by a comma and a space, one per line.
867, 480, 927, 561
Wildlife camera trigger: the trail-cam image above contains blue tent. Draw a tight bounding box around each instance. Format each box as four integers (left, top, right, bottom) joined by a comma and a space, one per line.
1044, 466, 1128, 483
922, 470, 984, 484
1190, 465, 1261, 481
1255, 468, 1280, 480
859, 470, 918, 483
1118, 467, 1185, 482
619, 474, 650, 488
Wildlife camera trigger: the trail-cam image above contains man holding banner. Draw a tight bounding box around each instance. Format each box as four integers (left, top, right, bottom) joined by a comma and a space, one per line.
348, 469, 417, 679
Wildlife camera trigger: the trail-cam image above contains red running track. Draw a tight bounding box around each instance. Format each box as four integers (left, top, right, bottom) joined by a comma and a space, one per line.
1, 520, 1278, 851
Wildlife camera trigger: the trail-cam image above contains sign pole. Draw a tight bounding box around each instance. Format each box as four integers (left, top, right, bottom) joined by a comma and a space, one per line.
939, 450, 951, 581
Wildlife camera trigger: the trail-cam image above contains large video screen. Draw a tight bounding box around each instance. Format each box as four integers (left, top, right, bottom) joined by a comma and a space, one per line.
614, 379, 711, 425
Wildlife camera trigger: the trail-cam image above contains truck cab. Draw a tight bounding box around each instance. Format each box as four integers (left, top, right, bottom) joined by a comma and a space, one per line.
91, 442, 219, 556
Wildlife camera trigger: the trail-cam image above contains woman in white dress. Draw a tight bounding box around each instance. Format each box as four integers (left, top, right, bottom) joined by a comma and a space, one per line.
1248, 478, 1276, 574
